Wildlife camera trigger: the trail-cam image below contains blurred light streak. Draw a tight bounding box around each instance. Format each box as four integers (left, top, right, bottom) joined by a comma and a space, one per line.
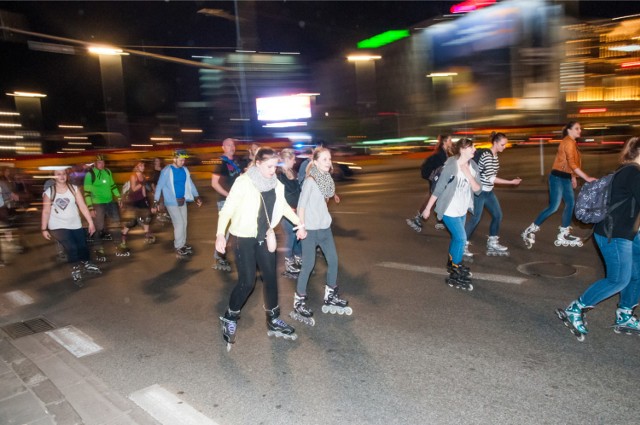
6, 91, 46, 98
0, 111, 20, 116
0, 145, 25, 150
58, 124, 83, 129
263, 122, 307, 128
88, 46, 129, 56
357, 30, 410, 49
0, 123, 21, 127
180, 128, 203, 133
347, 55, 382, 61
579, 108, 607, 113
450, 0, 496, 14
621, 61, 640, 69
0, 135, 23, 139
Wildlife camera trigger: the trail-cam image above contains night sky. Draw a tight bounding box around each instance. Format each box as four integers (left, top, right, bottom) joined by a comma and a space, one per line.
1, 1, 640, 130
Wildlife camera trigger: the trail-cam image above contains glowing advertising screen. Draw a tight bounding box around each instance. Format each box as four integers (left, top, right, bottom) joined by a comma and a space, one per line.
256, 95, 312, 122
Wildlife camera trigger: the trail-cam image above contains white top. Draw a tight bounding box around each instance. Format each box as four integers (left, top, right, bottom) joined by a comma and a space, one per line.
444, 169, 474, 217
44, 185, 82, 230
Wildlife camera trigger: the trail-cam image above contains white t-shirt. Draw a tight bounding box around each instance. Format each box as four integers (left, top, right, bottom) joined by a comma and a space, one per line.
444, 169, 475, 217
44, 185, 82, 230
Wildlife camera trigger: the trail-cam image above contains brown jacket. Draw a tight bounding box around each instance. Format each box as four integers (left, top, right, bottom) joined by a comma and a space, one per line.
551, 136, 581, 176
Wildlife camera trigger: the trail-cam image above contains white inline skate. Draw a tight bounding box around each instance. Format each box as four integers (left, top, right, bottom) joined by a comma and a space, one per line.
521, 223, 540, 249
486, 236, 509, 256
71, 264, 83, 287
322, 285, 353, 315
554, 226, 583, 247
265, 306, 298, 340
289, 293, 315, 326
612, 307, 640, 336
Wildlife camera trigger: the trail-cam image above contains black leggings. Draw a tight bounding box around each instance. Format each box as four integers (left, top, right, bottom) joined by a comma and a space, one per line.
50, 228, 90, 263
228, 236, 278, 312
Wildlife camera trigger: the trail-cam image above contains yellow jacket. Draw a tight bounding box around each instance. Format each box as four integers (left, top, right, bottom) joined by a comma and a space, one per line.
217, 174, 300, 238
552, 136, 582, 177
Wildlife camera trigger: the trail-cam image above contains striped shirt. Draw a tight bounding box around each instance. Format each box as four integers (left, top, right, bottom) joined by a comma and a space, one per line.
477, 150, 499, 192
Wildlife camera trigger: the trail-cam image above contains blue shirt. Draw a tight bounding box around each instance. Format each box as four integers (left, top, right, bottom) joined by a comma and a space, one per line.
172, 166, 186, 199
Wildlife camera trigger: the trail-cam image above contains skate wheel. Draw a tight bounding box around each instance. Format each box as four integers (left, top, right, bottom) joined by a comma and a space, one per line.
554, 240, 561, 247
344, 307, 353, 316
575, 333, 585, 342
226, 343, 232, 352
337, 308, 345, 315
467, 284, 474, 291
321, 305, 329, 314
308, 318, 316, 326
577, 241, 583, 247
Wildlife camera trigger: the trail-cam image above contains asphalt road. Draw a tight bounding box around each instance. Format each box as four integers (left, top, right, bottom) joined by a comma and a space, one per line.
2, 146, 639, 424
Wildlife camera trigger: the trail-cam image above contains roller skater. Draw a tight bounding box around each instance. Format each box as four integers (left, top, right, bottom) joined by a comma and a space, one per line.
486, 236, 509, 256
121, 161, 157, 250
266, 306, 298, 340
556, 300, 588, 342
212, 254, 232, 271
281, 256, 300, 279
521, 122, 595, 249
521, 223, 539, 249
554, 226, 583, 247
219, 309, 240, 351
465, 132, 521, 256
290, 293, 315, 326
216, 147, 306, 346
322, 285, 353, 315
556, 137, 640, 343
612, 307, 640, 336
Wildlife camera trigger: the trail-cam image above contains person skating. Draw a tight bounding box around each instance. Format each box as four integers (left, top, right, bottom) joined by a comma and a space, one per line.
521, 121, 596, 249
153, 150, 202, 259
291, 147, 352, 327
277, 148, 303, 279
120, 161, 157, 248
216, 147, 306, 350
422, 138, 482, 291
556, 137, 640, 341
42, 167, 101, 286
464, 132, 521, 258
211, 138, 242, 271
406, 134, 452, 232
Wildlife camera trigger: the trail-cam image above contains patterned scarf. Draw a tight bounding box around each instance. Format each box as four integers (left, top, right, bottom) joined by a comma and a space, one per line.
309, 165, 335, 199
247, 166, 277, 192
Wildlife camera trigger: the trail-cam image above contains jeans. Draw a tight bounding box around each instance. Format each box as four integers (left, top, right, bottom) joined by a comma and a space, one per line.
580, 232, 640, 309
296, 228, 339, 295
465, 190, 503, 238
228, 236, 278, 312
534, 174, 574, 228
166, 205, 188, 249
443, 215, 467, 265
50, 228, 90, 264
281, 217, 302, 259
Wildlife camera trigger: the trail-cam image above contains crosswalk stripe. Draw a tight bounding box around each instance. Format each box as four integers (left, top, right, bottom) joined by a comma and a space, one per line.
46, 326, 103, 358
129, 384, 220, 425
4, 290, 34, 306
377, 261, 527, 284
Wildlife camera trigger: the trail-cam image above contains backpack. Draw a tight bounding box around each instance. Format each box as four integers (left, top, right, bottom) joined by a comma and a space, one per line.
121, 180, 131, 202
44, 180, 76, 204
574, 168, 627, 225
473, 148, 491, 165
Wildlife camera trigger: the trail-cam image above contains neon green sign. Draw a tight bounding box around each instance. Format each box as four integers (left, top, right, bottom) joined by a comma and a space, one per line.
357, 30, 410, 49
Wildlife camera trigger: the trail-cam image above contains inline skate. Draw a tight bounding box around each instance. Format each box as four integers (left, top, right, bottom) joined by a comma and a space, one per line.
405, 212, 423, 233
486, 236, 509, 256
182, 244, 194, 255
293, 255, 303, 269
281, 257, 300, 279
445, 258, 473, 291
463, 241, 474, 259
266, 306, 298, 340
93, 248, 107, 262
100, 231, 113, 241
322, 285, 353, 315
219, 309, 240, 352
434, 221, 446, 231
612, 307, 640, 336
212, 253, 232, 271
289, 293, 315, 326
556, 300, 588, 342
554, 226, 583, 247
144, 233, 156, 245
176, 246, 190, 260
71, 264, 83, 287
82, 261, 102, 275
521, 223, 540, 249
115, 242, 131, 257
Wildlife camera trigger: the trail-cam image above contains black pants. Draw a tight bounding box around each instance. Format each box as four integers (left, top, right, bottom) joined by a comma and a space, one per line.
228, 236, 278, 312
50, 228, 90, 263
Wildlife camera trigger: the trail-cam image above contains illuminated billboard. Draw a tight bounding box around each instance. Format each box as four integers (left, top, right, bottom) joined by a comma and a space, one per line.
256, 95, 312, 122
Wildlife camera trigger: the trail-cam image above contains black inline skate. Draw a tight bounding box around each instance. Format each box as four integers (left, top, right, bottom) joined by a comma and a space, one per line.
289, 293, 315, 326
176, 246, 190, 260
281, 257, 300, 279
82, 261, 102, 275
446, 255, 473, 291
212, 253, 231, 271
266, 306, 298, 340
219, 309, 240, 352
322, 285, 353, 315
71, 264, 83, 287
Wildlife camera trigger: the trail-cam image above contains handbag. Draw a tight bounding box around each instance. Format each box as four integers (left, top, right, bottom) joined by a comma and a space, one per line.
260, 194, 277, 253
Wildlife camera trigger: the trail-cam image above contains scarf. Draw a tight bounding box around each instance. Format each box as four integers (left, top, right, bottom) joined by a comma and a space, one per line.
247, 166, 277, 192
309, 165, 335, 199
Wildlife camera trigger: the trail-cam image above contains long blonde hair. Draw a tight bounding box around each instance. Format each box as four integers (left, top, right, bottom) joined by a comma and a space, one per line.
306, 147, 332, 177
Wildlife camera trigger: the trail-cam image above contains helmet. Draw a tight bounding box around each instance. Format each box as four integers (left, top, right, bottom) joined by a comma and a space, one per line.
95, 154, 106, 162
173, 149, 189, 159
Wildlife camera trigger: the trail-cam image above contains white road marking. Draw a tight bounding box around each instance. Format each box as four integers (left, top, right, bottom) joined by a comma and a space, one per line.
377, 261, 527, 285
45, 326, 103, 358
4, 290, 34, 306
129, 384, 220, 425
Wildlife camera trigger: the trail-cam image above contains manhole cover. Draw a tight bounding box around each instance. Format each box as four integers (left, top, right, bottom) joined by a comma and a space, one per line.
518, 262, 577, 278
1, 317, 56, 339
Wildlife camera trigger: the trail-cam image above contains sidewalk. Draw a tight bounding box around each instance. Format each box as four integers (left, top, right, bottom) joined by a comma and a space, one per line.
0, 332, 158, 425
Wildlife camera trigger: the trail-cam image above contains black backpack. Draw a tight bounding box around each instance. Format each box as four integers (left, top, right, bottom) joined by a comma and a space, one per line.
473, 148, 491, 165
